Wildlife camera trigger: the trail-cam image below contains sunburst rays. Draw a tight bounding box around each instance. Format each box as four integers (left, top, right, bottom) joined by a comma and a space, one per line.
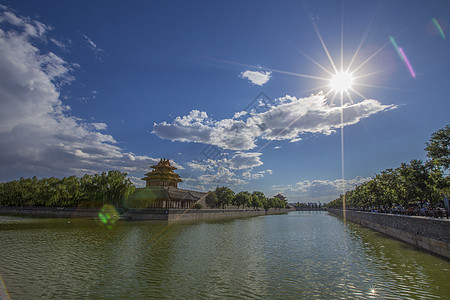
292, 1, 391, 219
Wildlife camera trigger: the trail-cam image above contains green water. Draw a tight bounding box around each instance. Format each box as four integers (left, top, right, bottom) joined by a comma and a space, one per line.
0, 211, 449, 299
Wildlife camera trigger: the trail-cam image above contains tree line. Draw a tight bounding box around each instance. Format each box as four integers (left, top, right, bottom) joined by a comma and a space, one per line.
0, 171, 135, 207
295, 202, 324, 209
205, 186, 288, 210
327, 125, 450, 209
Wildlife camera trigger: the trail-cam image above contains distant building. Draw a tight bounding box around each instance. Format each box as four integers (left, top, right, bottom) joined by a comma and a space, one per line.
127, 158, 207, 209
273, 193, 291, 209
274, 193, 286, 201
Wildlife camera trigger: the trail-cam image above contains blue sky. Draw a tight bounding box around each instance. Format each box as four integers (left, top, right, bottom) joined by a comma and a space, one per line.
0, 0, 449, 203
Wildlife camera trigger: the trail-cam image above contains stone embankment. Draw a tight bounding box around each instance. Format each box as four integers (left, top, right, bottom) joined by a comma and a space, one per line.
118, 208, 290, 221
0, 206, 99, 218
0, 206, 290, 222
328, 208, 450, 259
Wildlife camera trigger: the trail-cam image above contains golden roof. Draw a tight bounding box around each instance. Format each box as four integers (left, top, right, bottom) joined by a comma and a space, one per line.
142, 158, 182, 183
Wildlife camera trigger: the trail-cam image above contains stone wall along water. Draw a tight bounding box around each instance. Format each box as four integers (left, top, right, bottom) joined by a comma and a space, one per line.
0, 206, 291, 222
328, 208, 450, 259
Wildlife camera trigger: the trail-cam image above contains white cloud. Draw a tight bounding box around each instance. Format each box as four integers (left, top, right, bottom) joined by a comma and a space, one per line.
187, 161, 213, 172
251, 94, 396, 141
153, 110, 213, 143
81, 33, 104, 60
198, 167, 247, 186
188, 152, 263, 171
272, 176, 370, 203
185, 152, 267, 188
176, 171, 207, 191
153, 93, 396, 151
0, 10, 47, 37
79, 90, 98, 103
243, 169, 273, 180
82, 34, 97, 49
50, 38, 66, 50
240, 70, 272, 86
225, 152, 263, 170
0, 9, 161, 181
128, 175, 146, 188
91, 123, 107, 130
2, 11, 22, 26
232, 110, 248, 119
273, 146, 281, 149
153, 110, 259, 151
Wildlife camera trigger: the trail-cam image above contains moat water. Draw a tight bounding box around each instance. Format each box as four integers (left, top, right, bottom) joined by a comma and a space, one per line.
0, 211, 449, 299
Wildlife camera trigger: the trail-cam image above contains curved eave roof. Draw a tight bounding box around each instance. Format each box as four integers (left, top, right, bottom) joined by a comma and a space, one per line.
150, 165, 177, 170
142, 175, 182, 182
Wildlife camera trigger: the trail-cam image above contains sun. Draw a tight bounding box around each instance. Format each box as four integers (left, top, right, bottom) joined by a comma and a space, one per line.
330, 71, 353, 93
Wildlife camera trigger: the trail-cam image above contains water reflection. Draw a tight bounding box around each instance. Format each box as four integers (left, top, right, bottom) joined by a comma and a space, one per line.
0, 213, 449, 299
342, 220, 448, 299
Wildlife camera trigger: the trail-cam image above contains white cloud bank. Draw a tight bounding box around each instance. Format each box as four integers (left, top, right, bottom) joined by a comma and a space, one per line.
153, 94, 396, 151
198, 167, 247, 186
187, 152, 263, 171
272, 176, 371, 203
179, 167, 247, 190
184, 152, 266, 187
0, 8, 159, 181
240, 70, 272, 86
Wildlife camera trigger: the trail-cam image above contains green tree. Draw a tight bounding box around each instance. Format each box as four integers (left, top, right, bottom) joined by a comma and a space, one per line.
0, 171, 135, 208
397, 160, 440, 205
215, 186, 235, 209
103, 171, 135, 207
205, 191, 219, 208
233, 191, 251, 209
80, 174, 101, 206
425, 124, 450, 171
251, 191, 266, 209
274, 197, 285, 209
274, 194, 288, 208
428, 163, 450, 196
264, 197, 279, 210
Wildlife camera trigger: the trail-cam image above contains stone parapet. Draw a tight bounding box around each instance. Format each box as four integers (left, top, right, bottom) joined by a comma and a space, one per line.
328, 208, 450, 259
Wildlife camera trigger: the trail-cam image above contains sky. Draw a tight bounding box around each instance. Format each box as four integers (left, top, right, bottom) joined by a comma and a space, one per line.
0, 0, 449, 203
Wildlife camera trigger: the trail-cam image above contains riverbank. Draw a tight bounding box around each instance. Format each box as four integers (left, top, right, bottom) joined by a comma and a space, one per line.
328, 208, 450, 259
0, 206, 290, 222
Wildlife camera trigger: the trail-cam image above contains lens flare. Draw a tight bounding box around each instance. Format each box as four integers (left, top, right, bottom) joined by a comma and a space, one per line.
0, 275, 11, 300
390, 36, 416, 79
389, 36, 402, 57
98, 204, 119, 229
398, 47, 416, 78
432, 18, 446, 39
